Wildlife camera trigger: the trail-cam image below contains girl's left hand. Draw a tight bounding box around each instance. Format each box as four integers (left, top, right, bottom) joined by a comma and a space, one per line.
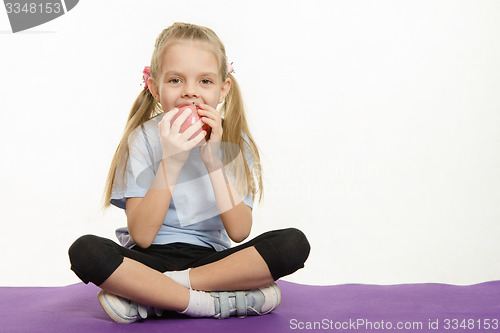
198, 103, 222, 142
198, 103, 223, 167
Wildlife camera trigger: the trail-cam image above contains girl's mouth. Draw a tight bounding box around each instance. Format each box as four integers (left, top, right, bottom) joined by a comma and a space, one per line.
177, 102, 199, 108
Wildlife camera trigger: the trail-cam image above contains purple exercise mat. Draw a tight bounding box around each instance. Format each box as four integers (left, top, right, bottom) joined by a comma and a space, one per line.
2, 280, 500, 333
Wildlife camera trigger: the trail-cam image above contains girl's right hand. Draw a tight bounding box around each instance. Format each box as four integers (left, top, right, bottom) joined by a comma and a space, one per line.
158, 107, 207, 166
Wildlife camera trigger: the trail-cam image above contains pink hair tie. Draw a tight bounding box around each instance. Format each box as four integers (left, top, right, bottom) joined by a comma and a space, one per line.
142, 66, 151, 90
227, 60, 234, 75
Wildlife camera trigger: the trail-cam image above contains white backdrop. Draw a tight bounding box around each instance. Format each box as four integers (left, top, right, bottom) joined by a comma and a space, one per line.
0, 0, 499, 287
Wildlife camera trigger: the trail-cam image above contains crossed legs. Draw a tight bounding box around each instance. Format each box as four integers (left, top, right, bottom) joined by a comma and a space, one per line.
98, 246, 274, 312
69, 228, 310, 313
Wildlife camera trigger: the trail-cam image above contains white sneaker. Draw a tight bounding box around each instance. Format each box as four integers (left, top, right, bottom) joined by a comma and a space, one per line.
97, 290, 162, 323
211, 282, 281, 319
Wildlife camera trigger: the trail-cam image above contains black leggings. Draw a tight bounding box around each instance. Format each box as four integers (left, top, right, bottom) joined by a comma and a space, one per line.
68, 228, 310, 286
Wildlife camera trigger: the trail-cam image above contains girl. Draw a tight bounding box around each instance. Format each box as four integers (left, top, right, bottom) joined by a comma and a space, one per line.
69, 22, 310, 323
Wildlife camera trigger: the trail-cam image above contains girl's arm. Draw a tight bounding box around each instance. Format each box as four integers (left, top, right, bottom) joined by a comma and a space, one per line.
197, 103, 253, 243
205, 158, 252, 243
126, 108, 207, 248
125, 158, 183, 248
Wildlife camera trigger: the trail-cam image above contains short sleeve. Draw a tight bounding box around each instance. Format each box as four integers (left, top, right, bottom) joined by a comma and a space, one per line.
242, 191, 254, 209
110, 126, 157, 209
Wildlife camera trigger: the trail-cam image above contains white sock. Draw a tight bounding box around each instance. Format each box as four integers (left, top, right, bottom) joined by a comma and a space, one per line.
163, 268, 192, 289
180, 290, 216, 318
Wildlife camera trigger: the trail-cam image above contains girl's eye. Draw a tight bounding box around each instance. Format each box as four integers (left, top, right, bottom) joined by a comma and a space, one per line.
201, 79, 212, 85
169, 78, 181, 84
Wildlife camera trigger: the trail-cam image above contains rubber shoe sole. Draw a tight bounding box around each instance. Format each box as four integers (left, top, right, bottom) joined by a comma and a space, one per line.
97, 290, 138, 324
259, 282, 281, 314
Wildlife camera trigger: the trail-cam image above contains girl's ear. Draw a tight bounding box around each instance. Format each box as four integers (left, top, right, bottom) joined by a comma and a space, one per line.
219, 77, 231, 104
147, 77, 160, 101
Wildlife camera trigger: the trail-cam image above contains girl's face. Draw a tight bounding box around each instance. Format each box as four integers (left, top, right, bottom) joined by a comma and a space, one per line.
149, 39, 231, 112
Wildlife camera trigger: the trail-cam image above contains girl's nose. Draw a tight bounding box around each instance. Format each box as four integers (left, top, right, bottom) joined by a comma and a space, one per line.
182, 80, 199, 98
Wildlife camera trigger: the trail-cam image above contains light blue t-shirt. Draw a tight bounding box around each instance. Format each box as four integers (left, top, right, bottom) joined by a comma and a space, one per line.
110, 113, 254, 251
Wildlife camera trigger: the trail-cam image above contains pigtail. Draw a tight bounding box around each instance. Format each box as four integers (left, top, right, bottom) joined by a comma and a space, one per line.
102, 88, 160, 208
221, 74, 264, 203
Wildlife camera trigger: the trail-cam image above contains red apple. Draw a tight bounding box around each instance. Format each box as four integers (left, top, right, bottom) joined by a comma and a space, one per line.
170, 103, 211, 141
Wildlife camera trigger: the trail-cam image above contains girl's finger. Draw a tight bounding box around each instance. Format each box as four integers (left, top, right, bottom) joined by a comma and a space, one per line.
171, 108, 192, 132
201, 117, 217, 129
197, 104, 218, 117
197, 108, 216, 119
163, 107, 179, 122
184, 129, 207, 150
159, 107, 178, 126
159, 109, 177, 134
198, 103, 215, 111
182, 118, 204, 139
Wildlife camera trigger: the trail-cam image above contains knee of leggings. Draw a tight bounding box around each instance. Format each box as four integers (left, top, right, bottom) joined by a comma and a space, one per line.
68, 234, 105, 284
283, 228, 311, 266
271, 228, 310, 276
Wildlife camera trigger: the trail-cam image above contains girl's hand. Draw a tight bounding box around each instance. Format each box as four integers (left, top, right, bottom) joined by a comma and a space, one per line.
158, 107, 206, 166
198, 103, 223, 168
198, 103, 223, 142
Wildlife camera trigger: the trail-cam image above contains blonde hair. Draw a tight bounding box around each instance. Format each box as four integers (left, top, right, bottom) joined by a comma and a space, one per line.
102, 22, 263, 208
